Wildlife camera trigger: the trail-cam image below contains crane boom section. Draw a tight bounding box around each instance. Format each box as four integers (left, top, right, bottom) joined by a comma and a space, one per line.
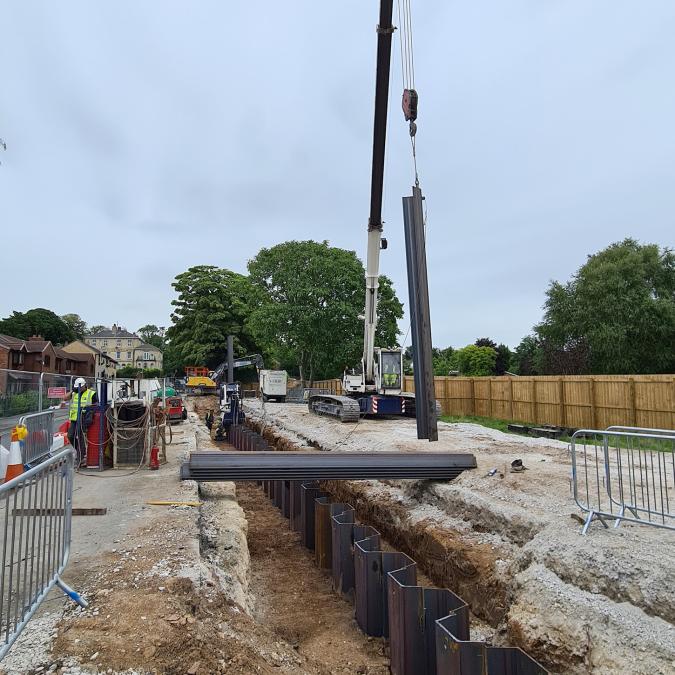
363, 0, 394, 382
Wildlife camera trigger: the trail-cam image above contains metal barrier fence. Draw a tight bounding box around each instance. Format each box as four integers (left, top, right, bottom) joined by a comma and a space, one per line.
0, 448, 86, 659
17, 411, 55, 466
570, 426, 675, 534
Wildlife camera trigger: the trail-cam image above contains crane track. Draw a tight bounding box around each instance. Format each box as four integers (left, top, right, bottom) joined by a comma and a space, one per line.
308, 395, 361, 423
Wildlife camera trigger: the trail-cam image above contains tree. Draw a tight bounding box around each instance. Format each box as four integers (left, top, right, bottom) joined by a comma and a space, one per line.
535, 239, 675, 374
138, 324, 166, 350
88, 325, 107, 335
452, 344, 497, 376
61, 314, 88, 340
512, 335, 543, 375
494, 344, 513, 375
474, 338, 512, 375
432, 347, 455, 375
0, 308, 75, 345
474, 337, 497, 350
165, 265, 260, 372
248, 240, 403, 382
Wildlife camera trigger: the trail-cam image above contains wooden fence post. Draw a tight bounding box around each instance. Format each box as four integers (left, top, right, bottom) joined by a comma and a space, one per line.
590, 378, 597, 429
488, 378, 493, 418
532, 379, 537, 425
444, 377, 449, 416
470, 378, 476, 416
509, 377, 514, 420
558, 378, 566, 428
629, 377, 636, 426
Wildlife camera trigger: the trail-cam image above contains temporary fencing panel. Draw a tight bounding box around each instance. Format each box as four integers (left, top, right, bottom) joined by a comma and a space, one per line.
570, 427, 675, 533
0, 448, 86, 659
17, 411, 54, 466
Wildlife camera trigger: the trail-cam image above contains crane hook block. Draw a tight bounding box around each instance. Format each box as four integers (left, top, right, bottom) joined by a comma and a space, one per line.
402, 88, 418, 122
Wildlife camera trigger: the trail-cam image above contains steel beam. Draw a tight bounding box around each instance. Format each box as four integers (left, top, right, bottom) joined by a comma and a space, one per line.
180, 451, 476, 482
402, 186, 438, 441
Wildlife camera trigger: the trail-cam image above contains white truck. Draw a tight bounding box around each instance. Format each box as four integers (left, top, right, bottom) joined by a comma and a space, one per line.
259, 370, 287, 402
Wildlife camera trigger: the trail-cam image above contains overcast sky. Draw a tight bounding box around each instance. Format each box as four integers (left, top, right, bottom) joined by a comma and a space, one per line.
1, 1, 674, 349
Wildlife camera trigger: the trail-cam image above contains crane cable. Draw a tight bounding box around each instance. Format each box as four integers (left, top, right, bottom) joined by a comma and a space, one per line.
397, 0, 419, 186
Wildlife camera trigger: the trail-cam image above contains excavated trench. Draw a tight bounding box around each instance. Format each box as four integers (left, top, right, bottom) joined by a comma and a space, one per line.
193, 402, 675, 675
194, 417, 391, 675
234, 480, 390, 675
244, 416, 517, 628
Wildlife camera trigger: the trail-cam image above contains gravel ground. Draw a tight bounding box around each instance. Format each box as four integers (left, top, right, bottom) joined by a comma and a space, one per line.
244, 400, 675, 674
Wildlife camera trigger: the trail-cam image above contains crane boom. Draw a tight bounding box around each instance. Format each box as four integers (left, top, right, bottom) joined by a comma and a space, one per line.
363, 0, 394, 384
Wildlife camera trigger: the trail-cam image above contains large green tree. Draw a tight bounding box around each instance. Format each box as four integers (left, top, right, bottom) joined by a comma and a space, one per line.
0, 308, 75, 345
164, 265, 260, 373
512, 335, 543, 375
247, 240, 403, 382
61, 313, 88, 340
536, 239, 675, 374
137, 324, 166, 350
432, 347, 455, 375
451, 344, 497, 376
474, 338, 513, 375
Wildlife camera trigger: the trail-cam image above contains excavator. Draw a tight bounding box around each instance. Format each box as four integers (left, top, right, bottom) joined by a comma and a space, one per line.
308, 0, 418, 423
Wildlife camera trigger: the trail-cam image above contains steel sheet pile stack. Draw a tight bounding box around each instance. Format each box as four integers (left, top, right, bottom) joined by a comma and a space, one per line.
180, 449, 477, 482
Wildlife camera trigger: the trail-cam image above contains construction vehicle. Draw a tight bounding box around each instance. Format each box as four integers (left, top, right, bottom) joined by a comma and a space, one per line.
184, 367, 217, 395
209, 350, 287, 439
213, 383, 245, 441
259, 369, 287, 402
308, 0, 416, 423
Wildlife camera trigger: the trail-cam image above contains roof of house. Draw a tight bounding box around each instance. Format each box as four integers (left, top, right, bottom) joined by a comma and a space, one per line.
55, 349, 91, 363
62, 342, 119, 364
136, 342, 163, 352
24, 340, 51, 353
87, 327, 139, 339
0, 334, 26, 350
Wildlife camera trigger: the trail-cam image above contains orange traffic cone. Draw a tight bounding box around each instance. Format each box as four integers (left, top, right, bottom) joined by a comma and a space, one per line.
4, 426, 26, 483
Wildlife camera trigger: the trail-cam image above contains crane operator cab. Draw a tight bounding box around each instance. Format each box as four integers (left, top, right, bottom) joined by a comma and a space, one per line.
377, 349, 403, 393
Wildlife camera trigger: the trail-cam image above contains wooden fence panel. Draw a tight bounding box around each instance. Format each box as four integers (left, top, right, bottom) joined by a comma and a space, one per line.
635, 379, 675, 429
309, 375, 674, 430
511, 378, 535, 424
561, 379, 591, 428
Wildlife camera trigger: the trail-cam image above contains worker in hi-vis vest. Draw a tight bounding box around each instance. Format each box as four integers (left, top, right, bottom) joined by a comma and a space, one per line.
64, 378, 98, 456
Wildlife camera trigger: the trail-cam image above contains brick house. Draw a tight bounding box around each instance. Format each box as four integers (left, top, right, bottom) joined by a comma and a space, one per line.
23, 336, 58, 374
0, 334, 27, 395
0, 334, 26, 371
61, 340, 117, 378
0, 334, 96, 395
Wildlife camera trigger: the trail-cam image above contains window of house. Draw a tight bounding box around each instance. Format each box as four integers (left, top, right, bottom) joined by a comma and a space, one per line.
102, 340, 108, 346
127, 351, 131, 359
127, 340, 132, 346
116, 339, 121, 346
143, 352, 150, 360
91, 339, 96, 346
116, 351, 120, 359
44, 355, 51, 367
